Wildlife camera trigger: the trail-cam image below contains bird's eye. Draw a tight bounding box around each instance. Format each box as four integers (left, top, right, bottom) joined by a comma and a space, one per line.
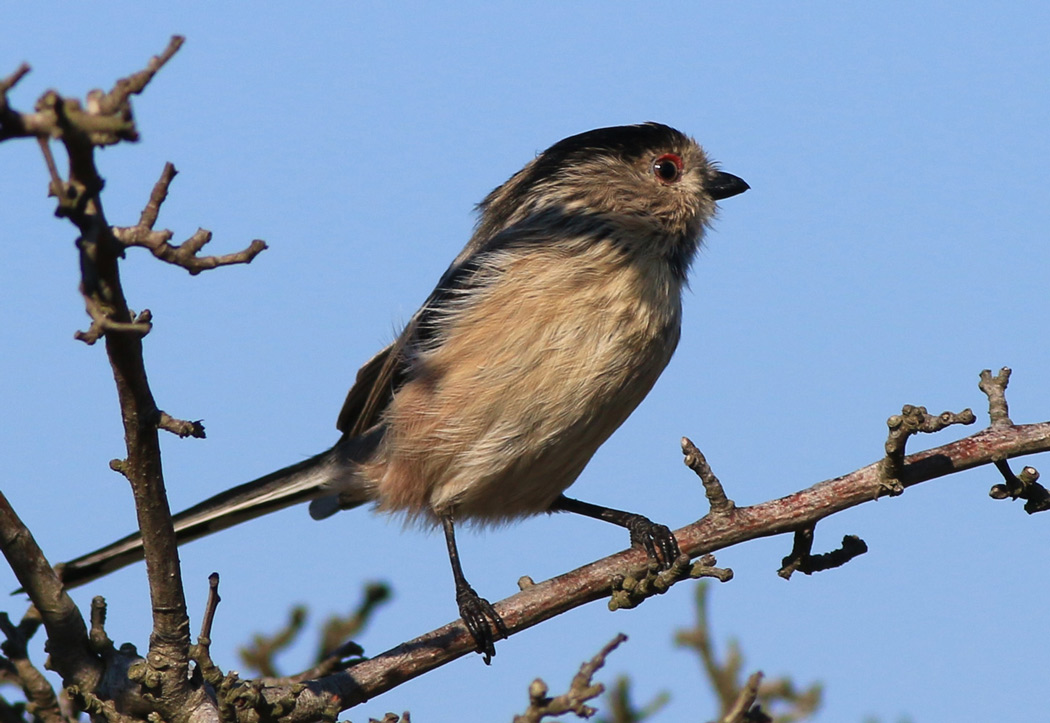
652, 153, 684, 184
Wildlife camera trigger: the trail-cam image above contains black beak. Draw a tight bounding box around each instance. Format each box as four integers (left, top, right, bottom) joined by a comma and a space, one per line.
706, 172, 749, 201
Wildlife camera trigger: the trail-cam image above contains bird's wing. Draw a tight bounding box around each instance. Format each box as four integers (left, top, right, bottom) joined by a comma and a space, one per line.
335, 215, 591, 438
335, 250, 492, 437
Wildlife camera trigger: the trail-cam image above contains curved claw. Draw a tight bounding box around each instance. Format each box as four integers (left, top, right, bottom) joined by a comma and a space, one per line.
626, 517, 680, 569
456, 584, 508, 664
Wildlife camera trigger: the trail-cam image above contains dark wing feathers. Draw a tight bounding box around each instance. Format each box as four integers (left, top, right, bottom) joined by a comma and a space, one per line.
335, 255, 483, 437
334, 225, 553, 437
336, 342, 398, 436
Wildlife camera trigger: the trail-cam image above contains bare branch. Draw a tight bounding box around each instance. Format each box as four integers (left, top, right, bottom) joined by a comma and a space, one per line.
199, 573, 222, 643
980, 367, 1013, 428
990, 459, 1050, 513
238, 583, 392, 686
139, 162, 177, 228
4, 37, 278, 723
714, 672, 765, 723
2, 36, 185, 147
971, 367, 1050, 511
74, 299, 152, 345
65, 686, 139, 723
0, 492, 102, 692
239, 607, 308, 679
254, 415, 1050, 717
91, 36, 185, 123
609, 553, 732, 611
880, 404, 976, 494
682, 437, 735, 515
88, 597, 114, 654
0, 63, 32, 141
112, 163, 268, 275
190, 574, 225, 688
0, 63, 30, 97
112, 224, 268, 275
36, 136, 62, 193
778, 529, 867, 579
512, 634, 626, 722
316, 582, 391, 662
157, 411, 206, 439
17, 36, 213, 720
0, 610, 64, 723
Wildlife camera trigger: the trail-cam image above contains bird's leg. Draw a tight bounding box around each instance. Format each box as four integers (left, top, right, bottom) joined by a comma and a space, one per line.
551, 494, 680, 568
441, 513, 508, 664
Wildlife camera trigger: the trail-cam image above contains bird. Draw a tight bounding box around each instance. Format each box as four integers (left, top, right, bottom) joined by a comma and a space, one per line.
56, 122, 748, 662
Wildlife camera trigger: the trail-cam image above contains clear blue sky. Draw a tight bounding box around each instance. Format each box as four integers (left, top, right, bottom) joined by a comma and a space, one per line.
2, 4, 1048, 721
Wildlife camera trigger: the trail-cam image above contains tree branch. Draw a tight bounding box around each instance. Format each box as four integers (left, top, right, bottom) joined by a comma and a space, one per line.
512, 634, 626, 722
0, 37, 183, 146
0, 492, 102, 693
0, 609, 65, 723
111, 163, 268, 275
240, 405, 1048, 719
2, 36, 248, 723
0, 63, 33, 141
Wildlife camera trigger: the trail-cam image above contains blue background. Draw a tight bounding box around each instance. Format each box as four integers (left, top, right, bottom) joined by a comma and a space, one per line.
2, 4, 1048, 721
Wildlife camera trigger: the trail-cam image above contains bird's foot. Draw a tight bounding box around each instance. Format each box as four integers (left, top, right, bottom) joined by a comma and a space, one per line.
625, 514, 680, 569
455, 582, 508, 664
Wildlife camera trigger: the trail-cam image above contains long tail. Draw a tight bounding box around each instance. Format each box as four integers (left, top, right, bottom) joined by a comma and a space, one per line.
57, 447, 344, 589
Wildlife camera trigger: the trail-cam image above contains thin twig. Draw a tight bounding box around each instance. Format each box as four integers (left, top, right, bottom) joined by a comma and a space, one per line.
990, 459, 1050, 513
157, 411, 206, 439
239, 607, 308, 679
36, 137, 65, 199
88, 597, 113, 654
93, 36, 185, 119
880, 404, 975, 494
682, 437, 734, 515
200, 573, 222, 643
512, 634, 627, 722
138, 162, 177, 228
779, 530, 867, 579
0, 610, 63, 723
979, 367, 1013, 428
976, 368, 1049, 511
112, 226, 268, 274
609, 553, 732, 611
0, 63, 30, 97
190, 574, 225, 687
0, 63, 32, 141
112, 162, 268, 274
715, 672, 765, 723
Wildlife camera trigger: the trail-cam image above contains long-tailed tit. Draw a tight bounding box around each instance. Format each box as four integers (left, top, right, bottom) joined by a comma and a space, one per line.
58, 123, 748, 661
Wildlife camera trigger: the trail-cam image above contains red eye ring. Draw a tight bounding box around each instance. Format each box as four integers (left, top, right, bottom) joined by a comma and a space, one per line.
652, 153, 684, 184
